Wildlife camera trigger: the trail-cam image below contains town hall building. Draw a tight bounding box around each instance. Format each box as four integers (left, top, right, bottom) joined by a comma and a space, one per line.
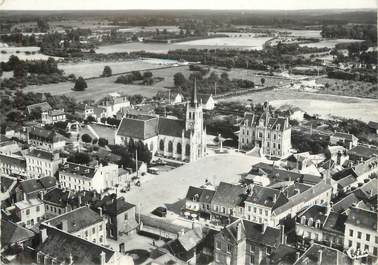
238, 102, 291, 158
115, 83, 207, 162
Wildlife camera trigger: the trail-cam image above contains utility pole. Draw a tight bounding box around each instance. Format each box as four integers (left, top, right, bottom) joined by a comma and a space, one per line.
135, 149, 138, 178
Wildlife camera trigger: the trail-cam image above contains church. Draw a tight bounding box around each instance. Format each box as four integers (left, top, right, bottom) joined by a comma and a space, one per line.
115, 83, 207, 162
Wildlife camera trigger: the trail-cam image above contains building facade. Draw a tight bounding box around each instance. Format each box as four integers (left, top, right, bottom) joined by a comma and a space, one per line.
238, 102, 291, 158
28, 127, 66, 151
24, 148, 62, 179
41, 109, 66, 125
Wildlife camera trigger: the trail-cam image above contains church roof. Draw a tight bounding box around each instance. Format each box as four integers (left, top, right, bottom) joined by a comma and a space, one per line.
116, 116, 159, 140
158, 117, 189, 138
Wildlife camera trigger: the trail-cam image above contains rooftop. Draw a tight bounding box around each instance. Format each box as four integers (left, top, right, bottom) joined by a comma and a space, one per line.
1, 219, 35, 246
59, 162, 96, 179
345, 207, 377, 231
211, 182, 246, 209
46, 206, 103, 234
294, 243, 351, 265
15, 198, 43, 210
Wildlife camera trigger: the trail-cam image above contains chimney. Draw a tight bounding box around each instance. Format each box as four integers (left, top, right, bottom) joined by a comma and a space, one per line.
280, 225, 285, 244
273, 194, 277, 203
40, 191, 44, 201
192, 221, 195, 230
296, 252, 300, 261
237, 221, 242, 241
317, 250, 323, 265
56, 218, 66, 231
262, 223, 267, 233
179, 228, 185, 237
98, 207, 103, 217
100, 251, 106, 265
78, 194, 82, 206
41, 228, 48, 243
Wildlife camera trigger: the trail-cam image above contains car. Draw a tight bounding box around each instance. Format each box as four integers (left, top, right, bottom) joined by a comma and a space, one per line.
151, 206, 167, 217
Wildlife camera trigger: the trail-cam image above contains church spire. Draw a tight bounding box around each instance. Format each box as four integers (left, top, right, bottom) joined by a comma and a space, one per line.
190, 78, 198, 107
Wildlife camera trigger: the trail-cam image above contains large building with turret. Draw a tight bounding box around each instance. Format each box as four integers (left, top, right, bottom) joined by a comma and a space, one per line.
238, 102, 291, 158
114, 82, 207, 162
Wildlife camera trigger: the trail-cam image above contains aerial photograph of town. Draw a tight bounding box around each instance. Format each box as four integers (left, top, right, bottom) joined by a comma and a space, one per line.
0, 0, 377, 264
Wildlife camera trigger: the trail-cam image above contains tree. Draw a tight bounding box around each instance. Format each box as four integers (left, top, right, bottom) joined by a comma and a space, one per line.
173, 72, 186, 87
85, 115, 96, 123
100, 117, 107, 124
220, 72, 229, 80
260, 78, 266, 86
102, 66, 112, 77
67, 152, 91, 164
98, 138, 109, 147
129, 94, 144, 105
81, 133, 92, 143
73, 76, 87, 91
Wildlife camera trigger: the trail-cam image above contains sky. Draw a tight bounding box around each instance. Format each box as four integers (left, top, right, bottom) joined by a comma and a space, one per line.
1, 0, 376, 10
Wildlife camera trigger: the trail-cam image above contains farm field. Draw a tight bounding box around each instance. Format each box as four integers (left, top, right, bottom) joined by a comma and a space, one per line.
23, 74, 168, 101
0, 46, 58, 62
220, 88, 378, 122
316, 78, 378, 99
58, 59, 180, 78
299, 39, 364, 48
149, 65, 291, 89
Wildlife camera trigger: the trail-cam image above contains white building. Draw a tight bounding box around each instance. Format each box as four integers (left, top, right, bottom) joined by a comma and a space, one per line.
58, 162, 119, 193
28, 127, 66, 151
44, 206, 107, 245
41, 109, 66, 125
98, 93, 131, 117
12, 198, 45, 228
115, 83, 207, 162
344, 207, 377, 264
25, 148, 62, 179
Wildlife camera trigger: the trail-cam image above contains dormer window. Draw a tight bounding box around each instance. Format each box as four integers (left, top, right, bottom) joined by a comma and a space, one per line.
308, 218, 313, 227
301, 216, 306, 225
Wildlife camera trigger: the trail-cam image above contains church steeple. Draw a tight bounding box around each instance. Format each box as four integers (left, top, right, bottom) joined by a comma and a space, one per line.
190, 78, 198, 107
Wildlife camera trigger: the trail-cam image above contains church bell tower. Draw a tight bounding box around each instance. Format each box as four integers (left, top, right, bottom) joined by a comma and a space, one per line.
186, 79, 203, 131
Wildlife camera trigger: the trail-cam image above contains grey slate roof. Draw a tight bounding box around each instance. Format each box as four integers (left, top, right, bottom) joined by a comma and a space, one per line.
1, 219, 35, 246
211, 182, 246, 208
345, 207, 377, 231
59, 162, 96, 179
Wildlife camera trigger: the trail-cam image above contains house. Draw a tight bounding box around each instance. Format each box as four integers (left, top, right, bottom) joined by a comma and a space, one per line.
41, 108, 66, 125
367, 121, 378, 134
28, 127, 66, 151
0, 139, 21, 155
214, 218, 284, 265
42, 187, 71, 218
24, 148, 62, 179
93, 194, 138, 240
336, 174, 358, 193
1, 219, 36, 263
343, 207, 377, 264
115, 84, 207, 162
328, 145, 349, 167
238, 102, 291, 158
295, 205, 329, 247
44, 206, 107, 245
0, 152, 27, 176
182, 185, 215, 220
26, 102, 52, 114
198, 94, 216, 110
36, 224, 124, 265
98, 93, 131, 117
348, 145, 378, 162
58, 162, 119, 193
244, 185, 288, 226
330, 132, 358, 149
352, 156, 378, 183
293, 243, 352, 265
322, 211, 348, 250
5, 198, 46, 228
172, 92, 184, 104
15, 177, 57, 202
165, 226, 204, 263
210, 182, 246, 223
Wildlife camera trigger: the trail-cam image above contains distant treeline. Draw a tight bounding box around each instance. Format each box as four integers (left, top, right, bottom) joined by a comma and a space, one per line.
321, 24, 377, 43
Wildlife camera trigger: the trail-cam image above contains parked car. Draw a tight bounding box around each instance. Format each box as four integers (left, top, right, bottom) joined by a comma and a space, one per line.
152, 206, 167, 217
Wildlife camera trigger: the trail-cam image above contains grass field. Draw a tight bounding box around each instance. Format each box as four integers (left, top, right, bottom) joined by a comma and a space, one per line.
23, 74, 168, 101
58, 59, 178, 79
0, 46, 57, 62
220, 88, 378, 122
316, 78, 378, 99
299, 39, 364, 49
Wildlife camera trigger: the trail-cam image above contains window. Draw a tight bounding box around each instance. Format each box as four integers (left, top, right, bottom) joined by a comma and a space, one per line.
46, 205, 49, 210
374, 247, 377, 256
376, 236, 378, 244
99, 224, 102, 231
85, 230, 88, 237
366, 234, 370, 241
357, 242, 361, 249
348, 240, 352, 247
26, 209, 30, 215
125, 213, 128, 220
216, 241, 221, 250
248, 206, 251, 212
250, 255, 255, 264
358, 231, 362, 239
265, 210, 268, 216
349, 229, 353, 237
259, 209, 262, 215
100, 236, 103, 243
227, 244, 232, 253
92, 227, 96, 234
266, 247, 272, 255
250, 245, 255, 252
253, 207, 256, 213
364, 245, 369, 251
222, 207, 226, 214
